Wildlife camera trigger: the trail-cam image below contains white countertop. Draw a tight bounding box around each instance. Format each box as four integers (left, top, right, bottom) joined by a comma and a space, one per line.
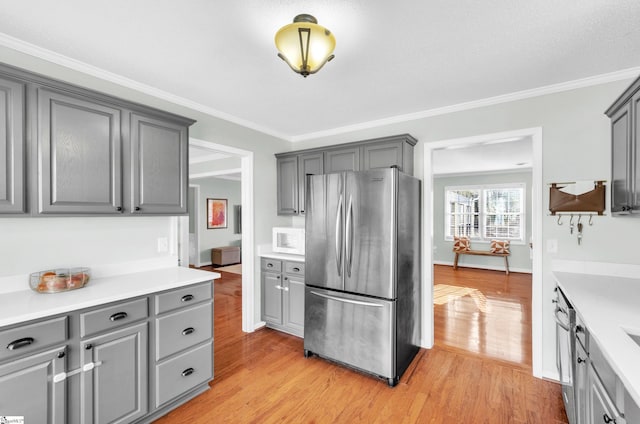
259, 251, 305, 262
0, 267, 220, 328
553, 271, 640, 406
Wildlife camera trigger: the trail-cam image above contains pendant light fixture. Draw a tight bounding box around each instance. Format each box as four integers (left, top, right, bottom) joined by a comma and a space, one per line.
274, 14, 336, 77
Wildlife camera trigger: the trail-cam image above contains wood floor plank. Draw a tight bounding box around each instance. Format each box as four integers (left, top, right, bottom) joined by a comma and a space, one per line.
153, 267, 568, 423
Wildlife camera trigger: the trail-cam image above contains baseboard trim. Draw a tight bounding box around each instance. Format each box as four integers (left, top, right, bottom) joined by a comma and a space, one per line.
433, 260, 532, 274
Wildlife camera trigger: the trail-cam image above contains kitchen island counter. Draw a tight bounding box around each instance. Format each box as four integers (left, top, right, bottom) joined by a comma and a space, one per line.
0, 266, 219, 328
553, 268, 640, 407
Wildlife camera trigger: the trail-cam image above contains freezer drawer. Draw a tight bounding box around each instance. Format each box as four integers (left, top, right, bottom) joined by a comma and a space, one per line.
304, 286, 395, 379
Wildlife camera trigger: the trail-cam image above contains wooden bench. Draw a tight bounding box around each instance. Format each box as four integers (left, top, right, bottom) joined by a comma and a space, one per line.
453, 250, 510, 275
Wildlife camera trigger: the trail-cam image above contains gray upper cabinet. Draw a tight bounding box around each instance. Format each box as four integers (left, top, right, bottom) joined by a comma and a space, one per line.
606, 74, 640, 215
324, 146, 360, 173
275, 134, 416, 216
0, 62, 194, 217
37, 88, 123, 214
363, 138, 414, 174
298, 152, 323, 215
276, 155, 298, 215
0, 76, 26, 214
130, 113, 188, 214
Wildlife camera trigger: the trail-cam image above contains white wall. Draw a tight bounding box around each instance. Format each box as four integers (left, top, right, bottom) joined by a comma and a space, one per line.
0, 217, 175, 277
433, 171, 533, 272
194, 178, 242, 264
291, 78, 640, 379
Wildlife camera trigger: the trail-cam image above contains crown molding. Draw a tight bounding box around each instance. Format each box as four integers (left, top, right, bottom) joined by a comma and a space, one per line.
0, 32, 290, 141
290, 66, 640, 142
2, 31, 638, 144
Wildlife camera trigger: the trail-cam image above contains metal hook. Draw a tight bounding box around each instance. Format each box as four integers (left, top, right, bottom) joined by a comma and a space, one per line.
557, 215, 563, 225
589, 214, 594, 226
578, 214, 582, 224
570, 214, 574, 225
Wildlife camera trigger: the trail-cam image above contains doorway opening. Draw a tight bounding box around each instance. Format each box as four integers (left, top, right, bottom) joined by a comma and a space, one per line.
423, 128, 543, 377
180, 138, 255, 333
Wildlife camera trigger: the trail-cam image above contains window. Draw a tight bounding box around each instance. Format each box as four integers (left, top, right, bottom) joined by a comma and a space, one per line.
445, 184, 525, 242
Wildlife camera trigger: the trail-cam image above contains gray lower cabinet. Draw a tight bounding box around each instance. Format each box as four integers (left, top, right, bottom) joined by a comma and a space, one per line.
151, 281, 214, 414
0, 279, 214, 424
0, 346, 67, 423
261, 258, 304, 337
0, 75, 26, 214
81, 323, 148, 424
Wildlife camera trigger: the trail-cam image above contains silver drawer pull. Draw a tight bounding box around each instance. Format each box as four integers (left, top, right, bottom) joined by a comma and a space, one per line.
267, 263, 273, 268
109, 312, 128, 321
7, 337, 35, 351
293, 267, 300, 272
182, 327, 195, 336
181, 367, 194, 377
181, 294, 194, 302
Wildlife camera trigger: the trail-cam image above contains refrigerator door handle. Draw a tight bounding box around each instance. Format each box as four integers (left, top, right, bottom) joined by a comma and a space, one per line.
345, 195, 354, 278
309, 290, 384, 308
335, 194, 343, 276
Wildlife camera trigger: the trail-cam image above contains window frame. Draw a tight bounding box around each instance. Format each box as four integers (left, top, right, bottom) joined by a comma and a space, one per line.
444, 183, 526, 245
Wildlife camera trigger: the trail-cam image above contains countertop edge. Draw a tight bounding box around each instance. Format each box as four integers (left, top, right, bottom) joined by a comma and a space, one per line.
0, 267, 220, 328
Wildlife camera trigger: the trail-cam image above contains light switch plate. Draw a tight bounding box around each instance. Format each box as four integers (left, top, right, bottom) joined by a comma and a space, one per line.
157, 237, 168, 253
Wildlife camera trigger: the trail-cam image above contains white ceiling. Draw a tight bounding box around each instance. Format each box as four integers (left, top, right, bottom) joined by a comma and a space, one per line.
432, 137, 533, 175
1, 1, 639, 141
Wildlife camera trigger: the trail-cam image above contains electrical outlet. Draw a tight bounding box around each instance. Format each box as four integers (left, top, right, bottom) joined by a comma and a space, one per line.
547, 239, 558, 253
157, 237, 168, 253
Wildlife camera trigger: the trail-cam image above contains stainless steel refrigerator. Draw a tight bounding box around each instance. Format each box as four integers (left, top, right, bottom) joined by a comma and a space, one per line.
303, 168, 421, 386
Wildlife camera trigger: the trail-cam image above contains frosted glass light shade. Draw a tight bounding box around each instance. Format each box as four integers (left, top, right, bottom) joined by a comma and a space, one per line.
275, 14, 336, 77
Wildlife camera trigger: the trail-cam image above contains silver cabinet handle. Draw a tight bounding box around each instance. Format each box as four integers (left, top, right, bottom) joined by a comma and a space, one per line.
181, 368, 194, 377
310, 290, 383, 307
335, 194, 343, 276
275, 285, 289, 291
293, 267, 300, 272
345, 195, 354, 278
181, 294, 194, 302
182, 327, 195, 336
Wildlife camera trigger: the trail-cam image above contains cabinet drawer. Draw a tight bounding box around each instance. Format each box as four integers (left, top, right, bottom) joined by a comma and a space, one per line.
261, 258, 282, 272
155, 341, 213, 407
284, 261, 305, 276
156, 302, 212, 360
80, 298, 148, 337
0, 316, 67, 361
155, 281, 212, 315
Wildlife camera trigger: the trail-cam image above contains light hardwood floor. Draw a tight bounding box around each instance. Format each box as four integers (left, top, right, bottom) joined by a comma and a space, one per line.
154, 266, 567, 423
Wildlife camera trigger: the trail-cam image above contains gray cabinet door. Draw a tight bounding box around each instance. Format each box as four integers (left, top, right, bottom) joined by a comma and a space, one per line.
81, 322, 148, 424
277, 156, 298, 215
298, 152, 323, 215
37, 88, 123, 214
0, 346, 66, 423
633, 91, 640, 213
0, 76, 26, 214
261, 271, 283, 325
574, 342, 588, 424
283, 274, 305, 336
363, 140, 403, 170
324, 147, 360, 173
611, 102, 632, 214
130, 113, 188, 214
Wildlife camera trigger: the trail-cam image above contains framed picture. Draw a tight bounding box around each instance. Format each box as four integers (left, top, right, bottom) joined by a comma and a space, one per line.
207, 198, 228, 229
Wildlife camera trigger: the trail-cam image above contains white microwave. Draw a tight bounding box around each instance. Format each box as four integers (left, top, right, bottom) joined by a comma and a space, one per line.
272, 227, 305, 255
